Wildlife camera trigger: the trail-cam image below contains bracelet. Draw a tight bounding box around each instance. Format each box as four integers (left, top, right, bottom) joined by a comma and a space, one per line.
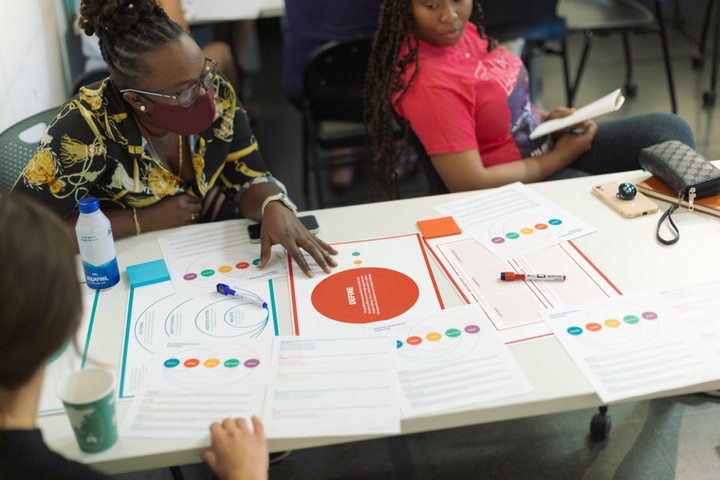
132, 208, 141, 236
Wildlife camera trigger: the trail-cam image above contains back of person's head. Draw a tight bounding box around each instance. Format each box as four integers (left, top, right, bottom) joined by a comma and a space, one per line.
78, 0, 185, 89
0, 194, 82, 393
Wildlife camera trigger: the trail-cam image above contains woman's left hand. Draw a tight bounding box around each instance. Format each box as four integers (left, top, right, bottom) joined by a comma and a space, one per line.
256, 202, 338, 277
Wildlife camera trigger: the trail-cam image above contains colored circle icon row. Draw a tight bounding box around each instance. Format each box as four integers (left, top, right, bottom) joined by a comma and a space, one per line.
567, 311, 658, 335
397, 324, 480, 348
183, 260, 259, 281
163, 357, 261, 369
491, 219, 563, 244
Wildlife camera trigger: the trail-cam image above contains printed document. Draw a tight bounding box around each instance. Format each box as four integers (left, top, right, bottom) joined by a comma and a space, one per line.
434, 182, 596, 260
541, 291, 720, 403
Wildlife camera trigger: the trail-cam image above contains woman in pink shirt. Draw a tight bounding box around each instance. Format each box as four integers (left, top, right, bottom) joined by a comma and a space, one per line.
365, 0, 695, 197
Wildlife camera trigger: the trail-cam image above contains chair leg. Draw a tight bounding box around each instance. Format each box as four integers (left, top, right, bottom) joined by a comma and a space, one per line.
621, 31, 637, 98
704, 0, 720, 106
692, 0, 716, 68
169, 466, 186, 480
561, 39, 573, 107
569, 30, 594, 107
654, 0, 678, 113
302, 118, 312, 209
314, 151, 328, 209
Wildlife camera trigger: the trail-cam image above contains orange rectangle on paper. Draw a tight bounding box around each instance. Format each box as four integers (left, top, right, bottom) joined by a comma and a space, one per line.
416, 216, 462, 239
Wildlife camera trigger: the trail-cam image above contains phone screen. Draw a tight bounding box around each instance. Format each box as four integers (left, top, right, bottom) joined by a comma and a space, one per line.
248, 215, 319, 243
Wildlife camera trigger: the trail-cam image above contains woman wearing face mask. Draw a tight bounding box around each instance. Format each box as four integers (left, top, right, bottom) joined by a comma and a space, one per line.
12, 0, 337, 277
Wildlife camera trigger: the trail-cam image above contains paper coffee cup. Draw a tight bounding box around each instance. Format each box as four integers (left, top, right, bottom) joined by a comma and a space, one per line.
56, 368, 118, 453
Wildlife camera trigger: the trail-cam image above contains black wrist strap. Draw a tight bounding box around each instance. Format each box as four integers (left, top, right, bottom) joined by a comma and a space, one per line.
656, 202, 680, 245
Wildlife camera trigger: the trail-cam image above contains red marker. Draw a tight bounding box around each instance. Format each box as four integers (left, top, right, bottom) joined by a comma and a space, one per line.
500, 272, 566, 282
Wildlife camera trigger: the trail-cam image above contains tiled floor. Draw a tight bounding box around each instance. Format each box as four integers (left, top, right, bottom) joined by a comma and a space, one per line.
112, 5, 720, 480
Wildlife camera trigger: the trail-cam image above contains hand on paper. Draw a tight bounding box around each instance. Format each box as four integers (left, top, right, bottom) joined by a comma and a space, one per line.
202, 416, 269, 480
258, 202, 338, 277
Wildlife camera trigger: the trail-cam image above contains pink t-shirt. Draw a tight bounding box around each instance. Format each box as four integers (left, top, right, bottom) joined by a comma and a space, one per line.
393, 24, 552, 166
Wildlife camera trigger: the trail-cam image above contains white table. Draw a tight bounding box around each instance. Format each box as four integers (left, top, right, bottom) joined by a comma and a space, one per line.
39, 169, 720, 474
183, 0, 284, 23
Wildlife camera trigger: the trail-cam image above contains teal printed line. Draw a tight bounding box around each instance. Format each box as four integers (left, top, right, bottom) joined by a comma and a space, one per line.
119, 286, 135, 399
80, 288, 101, 369
269, 279, 279, 336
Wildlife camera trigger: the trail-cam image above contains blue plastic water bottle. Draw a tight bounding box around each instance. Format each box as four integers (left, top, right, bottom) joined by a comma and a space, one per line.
75, 197, 120, 289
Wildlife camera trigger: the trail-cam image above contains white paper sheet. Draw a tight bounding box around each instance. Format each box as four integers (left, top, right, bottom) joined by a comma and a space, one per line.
434, 182, 596, 260
660, 279, 720, 354
157, 220, 288, 300
121, 338, 273, 439
120, 279, 278, 399
529, 88, 625, 139
288, 234, 445, 336
263, 336, 400, 438
39, 285, 99, 415
541, 291, 720, 403
391, 304, 534, 418
425, 236, 620, 344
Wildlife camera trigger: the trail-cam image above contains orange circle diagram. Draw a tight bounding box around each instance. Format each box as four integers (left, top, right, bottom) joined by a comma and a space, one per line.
311, 267, 420, 324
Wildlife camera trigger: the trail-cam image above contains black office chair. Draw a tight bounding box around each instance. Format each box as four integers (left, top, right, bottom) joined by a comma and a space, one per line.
0, 107, 60, 193
482, 0, 572, 104
559, 0, 678, 113
300, 36, 374, 209
71, 68, 109, 97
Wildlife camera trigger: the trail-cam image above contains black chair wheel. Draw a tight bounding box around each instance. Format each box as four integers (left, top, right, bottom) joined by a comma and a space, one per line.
692, 56, 705, 69
624, 82, 638, 98
703, 91, 717, 107
589, 412, 612, 442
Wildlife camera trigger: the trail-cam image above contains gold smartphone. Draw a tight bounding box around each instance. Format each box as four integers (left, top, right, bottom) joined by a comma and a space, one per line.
591, 181, 658, 218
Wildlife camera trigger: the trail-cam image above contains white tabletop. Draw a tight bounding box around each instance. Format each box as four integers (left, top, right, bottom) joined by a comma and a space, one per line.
39, 169, 720, 474
184, 0, 284, 23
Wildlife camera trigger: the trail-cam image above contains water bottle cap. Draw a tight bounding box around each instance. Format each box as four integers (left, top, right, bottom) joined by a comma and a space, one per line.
78, 197, 100, 214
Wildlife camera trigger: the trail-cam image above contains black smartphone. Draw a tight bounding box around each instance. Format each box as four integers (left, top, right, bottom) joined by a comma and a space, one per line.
247, 215, 320, 243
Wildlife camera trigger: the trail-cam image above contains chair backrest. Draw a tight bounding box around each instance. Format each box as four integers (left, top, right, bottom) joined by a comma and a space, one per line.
71, 68, 109, 97
0, 107, 60, 192
302, 36, 374, 124
481, 0, 566, 41
407, 129, 448, 196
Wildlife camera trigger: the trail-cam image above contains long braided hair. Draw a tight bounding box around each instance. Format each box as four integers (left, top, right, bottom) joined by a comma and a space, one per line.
364, 0, 488, 199
78, 0, 185, 89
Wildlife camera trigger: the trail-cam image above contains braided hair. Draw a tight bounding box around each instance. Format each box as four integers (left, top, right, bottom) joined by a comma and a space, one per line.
78, 0, 185, 89
364, 0, 488, 199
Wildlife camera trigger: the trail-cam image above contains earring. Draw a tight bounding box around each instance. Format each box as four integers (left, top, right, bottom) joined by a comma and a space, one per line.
140, 105, 146, 112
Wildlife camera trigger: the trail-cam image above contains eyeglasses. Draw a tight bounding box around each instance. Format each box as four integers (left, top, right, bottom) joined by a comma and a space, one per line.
120, 58, 217, 107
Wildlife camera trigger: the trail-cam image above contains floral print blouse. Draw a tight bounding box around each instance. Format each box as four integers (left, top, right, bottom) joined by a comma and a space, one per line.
12, 75, 280, 217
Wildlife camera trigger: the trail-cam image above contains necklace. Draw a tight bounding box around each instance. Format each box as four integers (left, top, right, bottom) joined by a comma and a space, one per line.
136, 119, 183, 177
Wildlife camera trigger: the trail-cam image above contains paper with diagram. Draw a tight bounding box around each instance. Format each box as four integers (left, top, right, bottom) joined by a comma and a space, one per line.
540, 291, 720, 402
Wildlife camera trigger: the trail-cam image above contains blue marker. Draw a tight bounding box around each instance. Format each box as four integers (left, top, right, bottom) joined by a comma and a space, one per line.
216, 283, 268, 309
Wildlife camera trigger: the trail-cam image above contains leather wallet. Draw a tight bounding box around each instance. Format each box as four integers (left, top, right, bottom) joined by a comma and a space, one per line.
638, 140, 720, 206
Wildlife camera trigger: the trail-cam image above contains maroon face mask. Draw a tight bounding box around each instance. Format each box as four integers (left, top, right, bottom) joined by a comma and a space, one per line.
150, 86, 216, 135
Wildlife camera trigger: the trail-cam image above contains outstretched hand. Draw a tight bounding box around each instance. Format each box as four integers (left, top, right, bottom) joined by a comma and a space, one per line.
256, 202, 338, 277
202, 416, 269, 480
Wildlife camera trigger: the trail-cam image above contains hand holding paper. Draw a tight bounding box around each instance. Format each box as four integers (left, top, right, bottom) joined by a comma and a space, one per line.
529, 89, 625, 140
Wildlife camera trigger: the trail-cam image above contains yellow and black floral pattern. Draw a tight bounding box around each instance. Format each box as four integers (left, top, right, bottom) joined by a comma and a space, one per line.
13, 75, 275, 217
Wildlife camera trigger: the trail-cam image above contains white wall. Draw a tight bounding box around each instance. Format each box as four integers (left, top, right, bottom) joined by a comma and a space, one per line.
0, 0, 69, 134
